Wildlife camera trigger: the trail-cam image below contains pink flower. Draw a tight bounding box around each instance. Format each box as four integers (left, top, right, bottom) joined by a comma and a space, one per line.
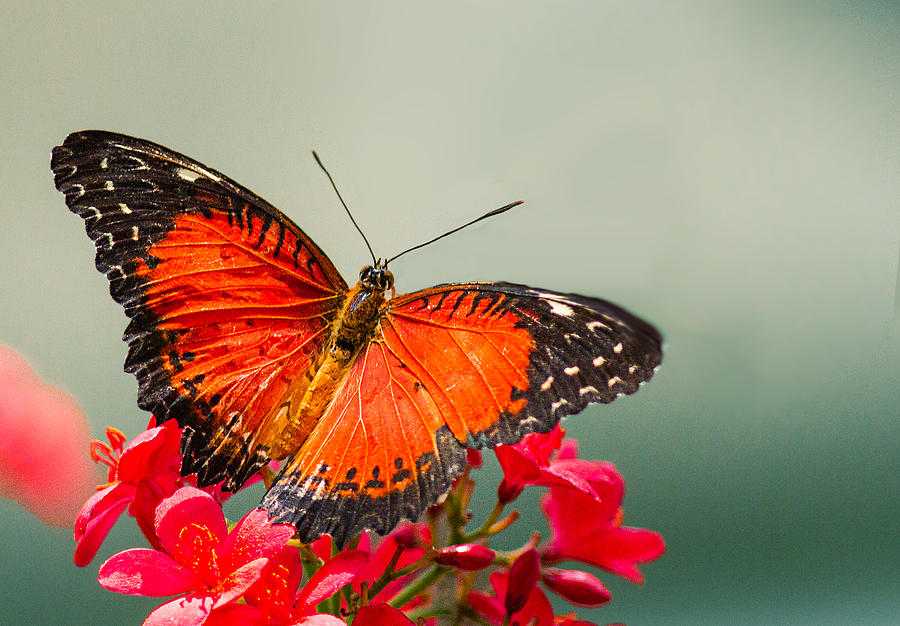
495, 426, 608, 504
73, 420, 183, 565
0, 345, 98, 526
540, 464, 665, 584
98, 486, 295, 625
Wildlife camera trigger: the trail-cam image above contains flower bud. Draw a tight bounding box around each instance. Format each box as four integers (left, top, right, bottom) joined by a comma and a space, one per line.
390, 522, 421, 548
435, 544, 495, 570
497, 478, 523, 504
541, 567, 611, 607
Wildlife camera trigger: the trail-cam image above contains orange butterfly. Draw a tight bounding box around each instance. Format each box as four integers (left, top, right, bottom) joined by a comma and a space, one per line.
52, 131, 662, 546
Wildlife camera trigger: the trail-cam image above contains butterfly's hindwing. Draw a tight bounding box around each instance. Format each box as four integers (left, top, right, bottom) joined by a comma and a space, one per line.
52, 131, 347, 490
262, 342, 467, 546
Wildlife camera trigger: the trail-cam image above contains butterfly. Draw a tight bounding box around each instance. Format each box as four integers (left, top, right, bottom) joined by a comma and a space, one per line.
52, 131, 662, 546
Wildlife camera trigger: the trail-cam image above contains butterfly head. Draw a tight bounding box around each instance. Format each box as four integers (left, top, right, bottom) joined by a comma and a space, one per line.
359, 260, 394, 292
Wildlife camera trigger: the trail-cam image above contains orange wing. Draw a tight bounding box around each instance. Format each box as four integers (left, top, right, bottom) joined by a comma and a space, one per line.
52, 131, 347, 490
264, 282, 661, 545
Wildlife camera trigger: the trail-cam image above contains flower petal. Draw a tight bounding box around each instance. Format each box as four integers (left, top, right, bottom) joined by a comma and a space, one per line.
98, 548, 198, 596
116, 422, 181, 484
155, 486, 227, 573
204, 603, 268, 626
505, 549, 540, 616
291, 615, 348, 626
295, 549, 369, 608
242, 546, 303, 621
73, 482, 135, 566
218, 507, 295, 573
214, 557, 270, 608
144, 593, 215, 626
541, 484, 664, 584
467, 590, 505, 624
510, 586, 554, 626
354, 603, 415, 625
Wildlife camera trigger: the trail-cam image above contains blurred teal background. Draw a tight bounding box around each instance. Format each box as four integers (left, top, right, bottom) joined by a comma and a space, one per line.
1, 2, 898, 623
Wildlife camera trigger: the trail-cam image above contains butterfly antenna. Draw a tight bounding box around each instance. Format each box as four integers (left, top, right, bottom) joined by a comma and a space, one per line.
387, 200, 523, 264
312, 150, 377, 265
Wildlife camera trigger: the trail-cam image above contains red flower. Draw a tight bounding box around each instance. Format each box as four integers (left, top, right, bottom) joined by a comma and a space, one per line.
0, 345, 97, 527
73, 420, 183, 565
495, 426, 608, 504
540, 463, 665, 584
360, 522, 431, 605
207, 546, 369, 625
98, 486, 295, 624
469, 555, 555, 626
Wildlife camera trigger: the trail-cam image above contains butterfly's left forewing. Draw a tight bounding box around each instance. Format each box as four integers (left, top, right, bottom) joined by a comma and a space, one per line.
264, 282, 661, 545
52, 131, 348, 490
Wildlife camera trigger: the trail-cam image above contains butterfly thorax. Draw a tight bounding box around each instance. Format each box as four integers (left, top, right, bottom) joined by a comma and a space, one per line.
265, 269, 391, 458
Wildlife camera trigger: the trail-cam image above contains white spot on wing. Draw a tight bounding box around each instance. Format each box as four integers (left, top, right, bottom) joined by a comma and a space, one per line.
593, 355, 606, 367
587, 320, 610, 332
176, 167, 203, 182
131, 226, 139, 241
547, 300, 574, 318
579, 385, 599, 396
608, 376, 623, 388
564, 366, 580, 376
628, 365, 637, 374
551, 398, 569, 412
119, 202, 132, 214
105, 180, 115, 191
613, 342, 623, 354
100, 157, 108, 169
541, 376, 554, 391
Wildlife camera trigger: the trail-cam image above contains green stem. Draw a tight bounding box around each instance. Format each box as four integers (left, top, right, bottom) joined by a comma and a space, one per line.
367, 550, 435, 599
387, 565, 447, 609
464, 498, 505, 542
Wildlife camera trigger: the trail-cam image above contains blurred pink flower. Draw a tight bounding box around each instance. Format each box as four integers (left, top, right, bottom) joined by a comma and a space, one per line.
0, 345, 98, 527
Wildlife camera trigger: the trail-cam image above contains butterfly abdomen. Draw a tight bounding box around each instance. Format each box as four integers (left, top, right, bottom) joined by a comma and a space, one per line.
267, 280, 389, 458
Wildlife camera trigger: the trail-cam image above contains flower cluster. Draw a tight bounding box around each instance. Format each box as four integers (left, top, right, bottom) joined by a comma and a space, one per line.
74, 421, 664, 624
